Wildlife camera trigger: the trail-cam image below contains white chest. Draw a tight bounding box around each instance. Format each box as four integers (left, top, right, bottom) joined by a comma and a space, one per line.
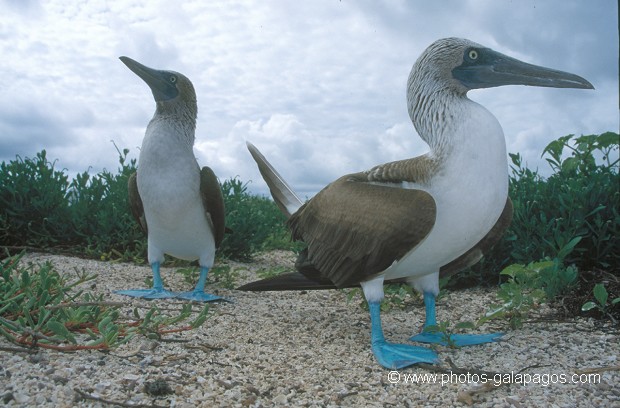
136, 119, 216, 265
385, 101, 509, 280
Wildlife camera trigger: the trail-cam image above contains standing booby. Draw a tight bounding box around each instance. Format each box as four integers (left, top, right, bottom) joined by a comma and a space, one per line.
116, 56, 226, 302
238, 38, 593, 369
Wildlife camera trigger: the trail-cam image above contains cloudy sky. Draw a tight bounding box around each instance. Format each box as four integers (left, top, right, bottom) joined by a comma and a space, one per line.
1, 0, 617, 198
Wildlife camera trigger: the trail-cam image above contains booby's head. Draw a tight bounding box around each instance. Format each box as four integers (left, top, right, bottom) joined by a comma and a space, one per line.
407, 38, 593, 141
119, 56, 197, 118
409, 38, 593, 96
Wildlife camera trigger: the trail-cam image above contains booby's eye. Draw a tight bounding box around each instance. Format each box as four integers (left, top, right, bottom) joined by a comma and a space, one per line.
169, 75, 177, 83
468, 49, 479, 61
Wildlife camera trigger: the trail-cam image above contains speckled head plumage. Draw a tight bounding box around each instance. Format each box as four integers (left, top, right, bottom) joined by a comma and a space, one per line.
119, 56, 197, 122
406, 38, 484, 146
408, 38, 482, 98
407, 37, 593, 146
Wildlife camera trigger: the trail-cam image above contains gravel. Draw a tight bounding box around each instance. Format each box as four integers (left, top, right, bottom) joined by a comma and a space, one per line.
1, 251, 618, 407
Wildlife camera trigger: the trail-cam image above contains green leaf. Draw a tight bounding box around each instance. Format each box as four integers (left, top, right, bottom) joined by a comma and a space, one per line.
596, 132, 619, 149
611, 298, 620, 305
500, 264, 525, 278
584, 205, 606, 218
562, 156, 579, 173
105, 330, 119, 345
542, 139, 565, 162
98, 316, 114, 334
575, 134, 597, 147
556, 236, 582, 260
47, 320, 77, 344
509, 152, 522, 167
191, 314, 208, 329
84, 328, 98, 340
21, 270, 30, 287
528, 260, 555, 273
593, 283, 608, 306
581, 301, 597, 312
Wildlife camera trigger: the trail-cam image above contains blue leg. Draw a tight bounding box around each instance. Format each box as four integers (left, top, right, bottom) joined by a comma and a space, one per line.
369, 302, 438, 369
176, 266, 223, 302
115, 262, 178, 299
410, 292, 503, 346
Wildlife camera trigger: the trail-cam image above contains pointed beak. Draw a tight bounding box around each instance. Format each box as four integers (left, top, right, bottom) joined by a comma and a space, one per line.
453, 49, 594, 90
119, 56, 179, 101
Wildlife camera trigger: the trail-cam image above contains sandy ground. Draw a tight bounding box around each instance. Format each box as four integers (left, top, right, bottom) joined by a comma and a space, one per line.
0, 251, 618, 407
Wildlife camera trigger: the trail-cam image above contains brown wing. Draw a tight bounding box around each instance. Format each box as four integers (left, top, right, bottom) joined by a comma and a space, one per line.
200, 166, 226, 248
439, 197, 513, 279
287, 173, 436, 288
128, 172, 147, 234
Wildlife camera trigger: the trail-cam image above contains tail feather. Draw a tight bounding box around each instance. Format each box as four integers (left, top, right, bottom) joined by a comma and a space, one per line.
237, 272, 338, 291
246, 141, 303, 218
237, 272, 408, 292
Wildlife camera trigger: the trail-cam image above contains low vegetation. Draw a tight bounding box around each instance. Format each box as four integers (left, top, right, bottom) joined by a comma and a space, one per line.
0, 252, 208, 350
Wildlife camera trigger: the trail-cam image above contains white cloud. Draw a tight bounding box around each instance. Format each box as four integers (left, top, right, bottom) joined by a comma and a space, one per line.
0, 0, 617, 199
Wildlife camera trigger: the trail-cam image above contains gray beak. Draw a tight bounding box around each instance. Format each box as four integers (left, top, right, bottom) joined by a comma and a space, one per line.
120, 56, 179, 101
453, 48, 594, 90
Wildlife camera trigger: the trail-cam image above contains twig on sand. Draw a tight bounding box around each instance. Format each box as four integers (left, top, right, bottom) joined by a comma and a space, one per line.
46, 301, 125, 310
0, 345, 37, 354
73, 388, 167, 408
575, 365, 620, 374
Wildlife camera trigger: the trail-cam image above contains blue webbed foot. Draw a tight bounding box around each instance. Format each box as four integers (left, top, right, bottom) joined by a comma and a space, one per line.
411, 291, 502, 346
115, 262, 177, 300
175, 266, 230, 302
372, 339, 438, 369
410, 331, 503, 347
367, 301, 438, 369
115, 288, 178, 299
175, 290, 224, 302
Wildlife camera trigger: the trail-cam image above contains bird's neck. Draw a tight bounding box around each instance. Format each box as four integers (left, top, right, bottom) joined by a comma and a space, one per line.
409, 85, 505, 158
408, 82, 461, 149
407, 84, 508, 198
151, 100, 197, 148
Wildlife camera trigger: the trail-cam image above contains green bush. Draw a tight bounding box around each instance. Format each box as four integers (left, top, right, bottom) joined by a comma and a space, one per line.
0, 252, 209, 350
509, 132, 618, 268
219, 177, 291, 260
68, 146, 146, 260
0, 150, 72, 247
0, 147, 146, 260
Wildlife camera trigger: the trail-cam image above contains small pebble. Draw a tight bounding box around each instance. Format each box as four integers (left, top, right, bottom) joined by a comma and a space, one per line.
144, 378, 173, 396
122, 374, 140, 384
273, 394, 288, 404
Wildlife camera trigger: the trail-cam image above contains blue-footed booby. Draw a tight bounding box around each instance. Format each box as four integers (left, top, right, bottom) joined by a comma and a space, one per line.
238, 38, 593, 369
116, 56, 226, 302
